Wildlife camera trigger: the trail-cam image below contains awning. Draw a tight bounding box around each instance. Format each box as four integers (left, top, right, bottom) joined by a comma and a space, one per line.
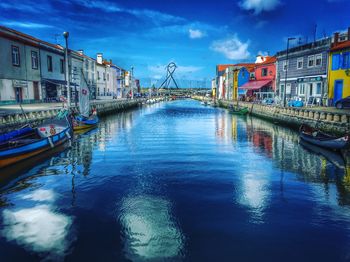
42, 78, 77, 87
239, 80, 272, 91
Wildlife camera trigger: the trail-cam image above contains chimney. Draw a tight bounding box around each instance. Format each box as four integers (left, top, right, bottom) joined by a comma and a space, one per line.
348, 27, 350, 41
77, 50, 84, 55
97, 53, 103, 64
334, 32, 339, 45
110, 59, 112, 64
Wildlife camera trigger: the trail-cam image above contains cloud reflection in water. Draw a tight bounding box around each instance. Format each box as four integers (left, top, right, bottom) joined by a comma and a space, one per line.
2, 189, 73, 259
119, 195, 184, 261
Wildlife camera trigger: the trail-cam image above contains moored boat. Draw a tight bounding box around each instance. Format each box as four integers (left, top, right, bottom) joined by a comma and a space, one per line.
0, 113, 72, 168
229, 106, 249, 115
299, 124, 349, 150
73, 114, 99, 131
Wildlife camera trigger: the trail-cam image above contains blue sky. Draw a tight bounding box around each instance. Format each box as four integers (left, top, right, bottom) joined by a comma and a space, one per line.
1, 0, 349, 87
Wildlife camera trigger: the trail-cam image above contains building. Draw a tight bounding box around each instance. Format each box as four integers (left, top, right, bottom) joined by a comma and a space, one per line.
240, 56, 276, 100
276, 37, 331, 105
327, 28, 350, 105
77, 50, 97, 99
216, 64, 254, 101
0, 26, 55, 104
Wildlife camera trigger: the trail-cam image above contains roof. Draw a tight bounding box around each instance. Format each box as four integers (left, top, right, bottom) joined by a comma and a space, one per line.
0, 25, 63, 51
259, 56, 276, 65
331, 40, 350, 52
217, 63, 256, 73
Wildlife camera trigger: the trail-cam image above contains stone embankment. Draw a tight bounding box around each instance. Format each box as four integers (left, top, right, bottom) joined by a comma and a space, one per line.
193, 96, 350, 135
0, 98, 165, 131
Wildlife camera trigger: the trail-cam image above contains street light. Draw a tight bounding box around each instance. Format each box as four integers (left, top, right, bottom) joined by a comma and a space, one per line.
283, 37, 296, 107
63, 31, 70, 108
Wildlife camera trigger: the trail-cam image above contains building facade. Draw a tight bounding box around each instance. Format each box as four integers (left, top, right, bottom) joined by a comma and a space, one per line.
0, 26, 44, 104
328, 29, 350, 105
276, 38, 331, 105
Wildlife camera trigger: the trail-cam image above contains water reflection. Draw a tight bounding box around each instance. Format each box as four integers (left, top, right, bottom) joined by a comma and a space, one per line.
2, 189, 73, 260
119, 195, 184, 261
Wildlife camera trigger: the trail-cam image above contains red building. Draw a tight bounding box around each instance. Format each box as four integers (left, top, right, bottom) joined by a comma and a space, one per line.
240, 55, 277, 100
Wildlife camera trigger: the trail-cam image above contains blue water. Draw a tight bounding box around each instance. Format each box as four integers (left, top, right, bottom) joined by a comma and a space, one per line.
1, 99, 350, 261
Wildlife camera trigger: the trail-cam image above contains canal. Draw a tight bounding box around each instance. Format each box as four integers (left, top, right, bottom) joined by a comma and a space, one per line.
1, 99, 350, 261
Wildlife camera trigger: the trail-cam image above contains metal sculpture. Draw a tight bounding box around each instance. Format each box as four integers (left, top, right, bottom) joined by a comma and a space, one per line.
159, 62, 179, 89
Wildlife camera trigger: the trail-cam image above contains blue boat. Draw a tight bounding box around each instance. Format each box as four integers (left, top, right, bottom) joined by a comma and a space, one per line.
0, 126, 35, 144
0, 116, 72, 169
73, 114, 99, 131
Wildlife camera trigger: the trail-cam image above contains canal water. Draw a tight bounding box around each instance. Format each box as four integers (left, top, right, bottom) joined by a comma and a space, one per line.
1, 99, 350, 261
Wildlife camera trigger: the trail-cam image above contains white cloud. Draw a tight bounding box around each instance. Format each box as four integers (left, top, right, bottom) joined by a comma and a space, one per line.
22, 189, 56, 202
239, 0, 280, 14
189, 29, 205, 39
210, 35, 250, 60
2, 21, 54, 29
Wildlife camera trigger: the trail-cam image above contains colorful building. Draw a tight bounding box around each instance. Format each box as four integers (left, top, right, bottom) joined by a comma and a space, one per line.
276, 38, 331, 105
328, 29, 350, 105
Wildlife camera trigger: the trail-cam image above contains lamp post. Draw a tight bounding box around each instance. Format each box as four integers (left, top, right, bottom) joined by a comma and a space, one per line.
283, 37, 296, 107
130, 66, 134, 99
63, 31, 70, 108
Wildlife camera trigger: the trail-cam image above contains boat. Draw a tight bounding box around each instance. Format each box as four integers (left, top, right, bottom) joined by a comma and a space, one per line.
299, 124, 349, 150
299, 139, 345, 169
0, 111, 72, 168
201, 101, 208, 106
0, 126, 35, 144
229, 106, 249, 115
73, 69, 99, 131
73, 113, 99, 131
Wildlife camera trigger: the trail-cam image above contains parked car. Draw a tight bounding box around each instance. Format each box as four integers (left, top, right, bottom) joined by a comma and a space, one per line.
262, 98, 274, 105
335, 96, 350, 109
288, 100, 304, 107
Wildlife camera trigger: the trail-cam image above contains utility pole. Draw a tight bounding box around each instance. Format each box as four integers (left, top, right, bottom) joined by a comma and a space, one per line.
283, 37, 296, 107
63, 31, 70, 108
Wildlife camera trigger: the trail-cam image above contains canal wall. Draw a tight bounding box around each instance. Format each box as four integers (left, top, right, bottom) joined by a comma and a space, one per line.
192, 96, 350, 135
0, 98, 162, 131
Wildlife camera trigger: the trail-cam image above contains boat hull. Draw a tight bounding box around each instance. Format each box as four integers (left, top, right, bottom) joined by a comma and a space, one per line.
300, 132, 349, 150
0, 127, 71, 169
229, 107, 249, 115
73, 116, 99, 131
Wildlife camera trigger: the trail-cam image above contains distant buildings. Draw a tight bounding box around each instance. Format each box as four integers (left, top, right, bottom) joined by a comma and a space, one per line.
0, 25, 138, 105
214, 27, 350, 107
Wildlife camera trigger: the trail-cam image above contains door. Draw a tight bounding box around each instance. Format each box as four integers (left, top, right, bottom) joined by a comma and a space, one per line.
15, 87, 23, 102
33, 81, 40, 100
334, 80, 343, 103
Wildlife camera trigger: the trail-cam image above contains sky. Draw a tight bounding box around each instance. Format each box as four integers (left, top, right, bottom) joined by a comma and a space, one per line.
1, 0, 350, 87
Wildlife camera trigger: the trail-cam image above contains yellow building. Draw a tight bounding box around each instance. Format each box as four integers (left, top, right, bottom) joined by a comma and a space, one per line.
328, 36, 350, 105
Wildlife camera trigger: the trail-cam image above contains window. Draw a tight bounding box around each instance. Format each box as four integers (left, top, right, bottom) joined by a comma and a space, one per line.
107, 73, 109, 81
283, 61, 288, 71
97, 71, 100, 80
342, 52, 350, 69
60, 59, 64, 74
12, 46, 20, 66
261, 68, 268, 77
315, 54, 322, 67
31, 51, 38, 69
307, 55, 315, 68
85, 60, 89, 70
316, 83, 322, 95
298, 83, 305, 95
103, 72, 106, 80
332, 54, 341, 70
47, 55, 53, 72
297, 58, 303, 69
92, 73, 95, 81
